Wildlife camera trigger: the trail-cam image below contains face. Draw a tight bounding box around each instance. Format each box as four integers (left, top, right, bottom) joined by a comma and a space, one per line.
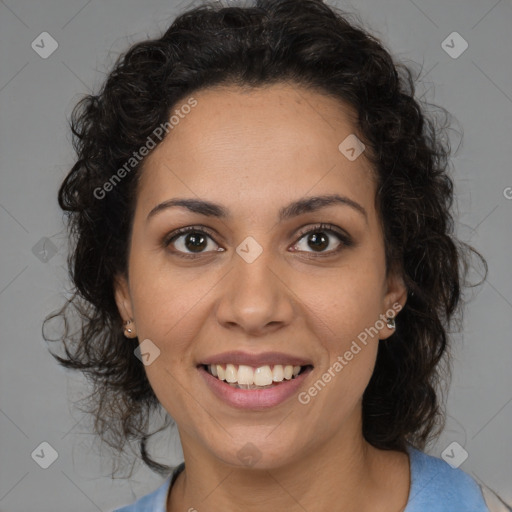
115, 84, 407, 469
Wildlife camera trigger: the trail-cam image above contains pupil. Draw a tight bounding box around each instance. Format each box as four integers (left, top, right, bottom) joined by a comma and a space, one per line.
308, 232, 328, 251
185, 233, 207, 252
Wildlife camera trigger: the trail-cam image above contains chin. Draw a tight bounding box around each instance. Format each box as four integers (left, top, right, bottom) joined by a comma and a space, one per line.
211, 435, 306, 470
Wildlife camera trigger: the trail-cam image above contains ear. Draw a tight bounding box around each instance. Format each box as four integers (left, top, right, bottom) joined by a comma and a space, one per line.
379, 268, 408, 340
113, 273, 134, 322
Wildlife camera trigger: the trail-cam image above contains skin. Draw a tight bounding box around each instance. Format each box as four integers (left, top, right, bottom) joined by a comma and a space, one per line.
115, 83, 410, 511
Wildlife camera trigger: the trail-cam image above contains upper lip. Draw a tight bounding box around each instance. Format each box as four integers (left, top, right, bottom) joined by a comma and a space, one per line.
199, 351, 313, 368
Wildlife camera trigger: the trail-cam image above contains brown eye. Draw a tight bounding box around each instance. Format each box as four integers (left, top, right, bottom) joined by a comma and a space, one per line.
305, 232, 330, 251
165, 227, 221, 256
291, 223, 352, 255
182, 232, 208, 252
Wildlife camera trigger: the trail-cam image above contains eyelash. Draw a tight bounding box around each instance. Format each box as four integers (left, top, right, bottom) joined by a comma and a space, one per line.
163, 223, 353, 260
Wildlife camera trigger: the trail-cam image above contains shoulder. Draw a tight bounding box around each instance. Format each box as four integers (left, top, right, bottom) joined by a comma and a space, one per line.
111, 476, 172, 512
405, 445, 490, 512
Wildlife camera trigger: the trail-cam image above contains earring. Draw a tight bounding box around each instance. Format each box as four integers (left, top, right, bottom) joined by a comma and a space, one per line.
386, 317, 396, 329
123, 319, 137, 338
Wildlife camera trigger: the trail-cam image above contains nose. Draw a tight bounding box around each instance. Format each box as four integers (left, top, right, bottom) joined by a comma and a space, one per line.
214, 249, 295, 337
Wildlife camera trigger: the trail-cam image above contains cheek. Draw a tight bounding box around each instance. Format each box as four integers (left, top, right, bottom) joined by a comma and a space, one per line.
294, 260, 385, 343
129, 251, 212, 343
314, 348, 378, 439
302, 305, 380, 428
294, 262, 383, 399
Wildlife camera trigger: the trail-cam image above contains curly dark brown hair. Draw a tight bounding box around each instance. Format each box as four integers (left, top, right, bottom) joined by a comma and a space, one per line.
44, 0, 486, 477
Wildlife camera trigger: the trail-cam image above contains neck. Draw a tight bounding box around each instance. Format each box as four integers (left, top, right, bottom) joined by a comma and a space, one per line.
167, 417, 410, 511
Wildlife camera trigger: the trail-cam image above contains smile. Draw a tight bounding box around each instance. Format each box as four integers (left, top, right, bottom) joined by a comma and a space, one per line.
198, 364, 314, 409
204, 363, 311, 389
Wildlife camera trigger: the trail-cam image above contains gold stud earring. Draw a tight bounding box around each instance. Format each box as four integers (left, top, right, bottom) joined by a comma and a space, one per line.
123, 319, 137, 338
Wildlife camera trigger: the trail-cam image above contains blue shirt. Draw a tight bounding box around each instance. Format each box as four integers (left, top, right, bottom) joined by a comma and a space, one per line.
112, 445, 490, 511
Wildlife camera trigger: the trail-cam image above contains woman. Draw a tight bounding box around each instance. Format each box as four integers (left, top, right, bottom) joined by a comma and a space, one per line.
46, 0, 496, 510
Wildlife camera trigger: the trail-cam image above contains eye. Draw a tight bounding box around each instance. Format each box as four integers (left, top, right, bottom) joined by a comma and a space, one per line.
291, 223, 352, 255
163, 223, 352, 259
164, 226, 223, 258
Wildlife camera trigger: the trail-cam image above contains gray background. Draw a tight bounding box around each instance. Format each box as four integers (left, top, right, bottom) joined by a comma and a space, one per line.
1, 0, 511, 510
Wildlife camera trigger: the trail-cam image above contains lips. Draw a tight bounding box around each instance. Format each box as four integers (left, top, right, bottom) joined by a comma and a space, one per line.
196, 351, 314, 409
198, 364, 313, 409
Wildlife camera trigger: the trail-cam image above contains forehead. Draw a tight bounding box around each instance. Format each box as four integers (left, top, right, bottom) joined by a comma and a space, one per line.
136, 84, 376, 221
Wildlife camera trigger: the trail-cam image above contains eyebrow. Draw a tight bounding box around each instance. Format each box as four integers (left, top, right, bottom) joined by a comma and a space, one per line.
147, 194, 368, 223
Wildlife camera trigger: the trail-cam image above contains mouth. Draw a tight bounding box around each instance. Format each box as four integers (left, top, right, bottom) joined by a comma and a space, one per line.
197, 362, 314, 409
200, 363, 314, 390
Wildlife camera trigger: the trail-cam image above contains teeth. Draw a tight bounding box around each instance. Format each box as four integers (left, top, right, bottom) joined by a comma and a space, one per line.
254, 365, 273, 386
207, 363, 305, 386
272, 365, 284, 382
225, 364, 237, 383
237, 365, 254, 385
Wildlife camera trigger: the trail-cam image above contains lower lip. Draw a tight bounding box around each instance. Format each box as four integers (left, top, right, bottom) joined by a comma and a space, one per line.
198, 366, 313, 410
